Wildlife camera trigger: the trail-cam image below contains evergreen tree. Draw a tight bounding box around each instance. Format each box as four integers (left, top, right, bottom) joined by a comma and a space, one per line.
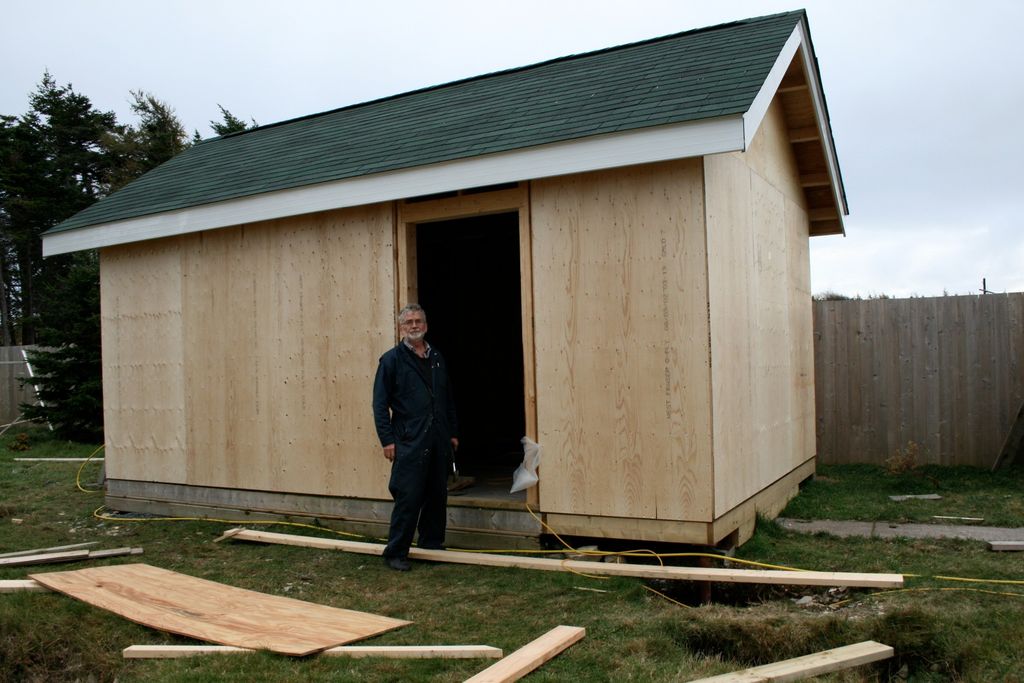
3, 74, 259, 439
22, 251, 102, 441
105, 90, 189, 190
211, 104, 256, 136
2, 74, 189, 439
0, 73, 115, 345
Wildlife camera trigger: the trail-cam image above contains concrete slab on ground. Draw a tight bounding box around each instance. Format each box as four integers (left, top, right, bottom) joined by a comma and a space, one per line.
776, 518, 1024, 543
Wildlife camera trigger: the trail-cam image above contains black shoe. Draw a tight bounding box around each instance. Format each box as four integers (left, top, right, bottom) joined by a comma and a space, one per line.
384, 556, 411, 571
418, 543, 445, 551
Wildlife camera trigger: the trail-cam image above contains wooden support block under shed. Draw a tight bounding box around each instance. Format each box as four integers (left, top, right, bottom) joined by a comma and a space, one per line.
123, 644, 503, 659
688, 640, 894, 682
464, 625, 585, 683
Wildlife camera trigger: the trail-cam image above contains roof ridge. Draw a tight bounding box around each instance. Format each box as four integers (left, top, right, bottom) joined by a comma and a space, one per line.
214, 9, 805, 141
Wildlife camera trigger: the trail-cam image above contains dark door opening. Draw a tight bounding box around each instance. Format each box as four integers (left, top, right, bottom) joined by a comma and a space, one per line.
415, 212, 526, 479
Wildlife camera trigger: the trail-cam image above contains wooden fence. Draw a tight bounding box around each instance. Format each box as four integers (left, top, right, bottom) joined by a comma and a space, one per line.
0, 345, 39, 426
814, 293, 1024, 467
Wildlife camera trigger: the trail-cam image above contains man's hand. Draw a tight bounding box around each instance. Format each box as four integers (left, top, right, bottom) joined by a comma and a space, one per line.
383, 444, 395, 462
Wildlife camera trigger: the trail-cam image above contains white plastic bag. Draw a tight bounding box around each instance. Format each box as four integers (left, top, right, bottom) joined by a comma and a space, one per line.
510, 436, 541, 493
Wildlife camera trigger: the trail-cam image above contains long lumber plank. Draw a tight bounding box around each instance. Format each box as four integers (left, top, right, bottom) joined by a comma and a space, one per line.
222, 528, 904, 588
0, 547, 141, 568
0, 542, 98, 559
123, 644, 503, 659
688, 640, 894, 682
31, 563, 410, 656
989, 541, 1024, 552
464, 625, 585, 683
0, 549, 91, 567
88, 547, 144, 560
13, 457, 104, 462
0, 579, 50, 593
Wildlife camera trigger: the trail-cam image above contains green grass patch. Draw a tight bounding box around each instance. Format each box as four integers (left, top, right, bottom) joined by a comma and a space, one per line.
781, 463, 1024, 526
2, 426, 1024, 681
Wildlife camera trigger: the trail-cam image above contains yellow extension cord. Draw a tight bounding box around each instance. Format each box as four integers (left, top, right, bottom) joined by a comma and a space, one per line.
71, 447, 1024, 600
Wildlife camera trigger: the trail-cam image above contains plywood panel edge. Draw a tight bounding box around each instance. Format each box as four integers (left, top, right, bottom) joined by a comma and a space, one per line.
520, 184, 540, 508
703, 151, 754, 519
699, 157, 717, 523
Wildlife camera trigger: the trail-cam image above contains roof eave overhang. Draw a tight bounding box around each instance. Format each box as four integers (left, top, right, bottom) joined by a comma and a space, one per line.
43, 115, 746, 256
741, 19, 848, 236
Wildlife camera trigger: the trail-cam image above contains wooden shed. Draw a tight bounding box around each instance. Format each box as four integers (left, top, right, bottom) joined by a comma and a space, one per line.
44, 11, 847, 548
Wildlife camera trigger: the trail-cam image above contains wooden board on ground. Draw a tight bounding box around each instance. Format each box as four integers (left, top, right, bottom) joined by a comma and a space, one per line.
0, 579, 49, 593
0, 549, 90, 567
989, 541, 1024, 552
464, 625, 585, 683
13, 458, 104, 462
992, 400, 1024, 471
88, 547, 144, 560
0, 546, 141, 568
123, 644, 503, 659
0, 542, 98, 559
222, 528, 905, 589
30, 563, 410, 656
688, 640, 893, 682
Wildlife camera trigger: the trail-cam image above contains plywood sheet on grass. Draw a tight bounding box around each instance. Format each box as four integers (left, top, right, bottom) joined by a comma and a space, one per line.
30, 563, 409, 656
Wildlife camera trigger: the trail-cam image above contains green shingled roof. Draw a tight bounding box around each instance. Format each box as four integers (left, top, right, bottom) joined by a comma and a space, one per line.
49, 11, 804, 234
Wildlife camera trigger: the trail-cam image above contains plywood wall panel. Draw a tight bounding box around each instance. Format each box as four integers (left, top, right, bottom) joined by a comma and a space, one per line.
745, 99, 806, 207
786, 200, 816, 468
100, 244, 187, 482
706, 95, 815, 517
531, 160, 712, 521
176, 204, 394, 497
104, 199, 555, 500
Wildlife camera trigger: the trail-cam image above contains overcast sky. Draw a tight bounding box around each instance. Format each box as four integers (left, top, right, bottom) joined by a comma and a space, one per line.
3, 0, 1022, 298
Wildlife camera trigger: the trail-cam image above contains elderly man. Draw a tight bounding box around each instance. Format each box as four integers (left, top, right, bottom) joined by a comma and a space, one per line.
372, 304, 459, 571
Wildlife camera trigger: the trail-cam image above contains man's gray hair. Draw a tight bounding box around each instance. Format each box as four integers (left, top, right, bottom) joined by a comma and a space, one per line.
398, 303, 427, 324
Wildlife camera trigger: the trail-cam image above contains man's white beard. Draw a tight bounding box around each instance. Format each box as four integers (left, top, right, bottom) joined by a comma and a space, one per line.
406, 330, 426, 342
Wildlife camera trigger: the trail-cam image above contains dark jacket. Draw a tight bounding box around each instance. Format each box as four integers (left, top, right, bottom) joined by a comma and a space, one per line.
372, 343, 458, 456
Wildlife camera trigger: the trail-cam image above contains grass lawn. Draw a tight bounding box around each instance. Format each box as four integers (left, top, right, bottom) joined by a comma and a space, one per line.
2, 426, 1023, 682
781, 463, 1024, 527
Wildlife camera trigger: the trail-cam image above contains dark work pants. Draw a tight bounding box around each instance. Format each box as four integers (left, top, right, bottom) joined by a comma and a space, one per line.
384, 431, 449, 559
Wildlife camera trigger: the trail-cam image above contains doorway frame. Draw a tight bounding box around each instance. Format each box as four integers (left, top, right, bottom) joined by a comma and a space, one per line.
395, 184, 538, 506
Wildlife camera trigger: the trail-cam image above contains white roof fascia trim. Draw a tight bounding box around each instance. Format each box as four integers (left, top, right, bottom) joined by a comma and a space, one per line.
43, 116, 744, 256
742, 24, 803, 150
